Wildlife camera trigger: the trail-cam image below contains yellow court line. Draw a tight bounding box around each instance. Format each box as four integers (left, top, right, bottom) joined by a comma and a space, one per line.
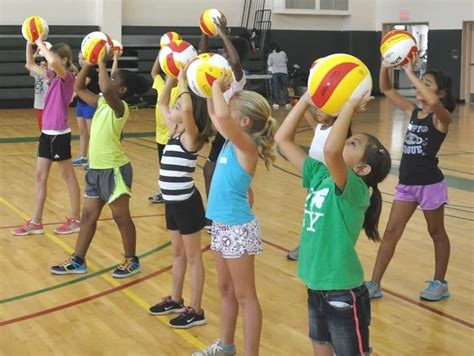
0, 195, 207, 350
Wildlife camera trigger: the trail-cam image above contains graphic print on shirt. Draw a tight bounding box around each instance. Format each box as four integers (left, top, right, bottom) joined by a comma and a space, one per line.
403, 123, 429, 155
303, 188, 329, 232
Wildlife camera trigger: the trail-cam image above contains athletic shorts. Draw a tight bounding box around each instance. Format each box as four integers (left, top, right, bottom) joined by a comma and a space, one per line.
165, 189, 206, 235
85, 162, 133, 203
307, 285, 371, 355
76, 101, 97, 119
208, 132, 226, 162
211, 218, 263, 259
394, 181, 448, 210
37, 132, 72, 161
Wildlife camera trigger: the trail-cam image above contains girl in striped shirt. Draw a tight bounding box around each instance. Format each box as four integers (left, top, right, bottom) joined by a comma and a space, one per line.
148, 69, 213, 329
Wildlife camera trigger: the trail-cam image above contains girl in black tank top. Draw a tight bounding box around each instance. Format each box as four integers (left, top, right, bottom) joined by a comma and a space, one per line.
366, 58, 456, 302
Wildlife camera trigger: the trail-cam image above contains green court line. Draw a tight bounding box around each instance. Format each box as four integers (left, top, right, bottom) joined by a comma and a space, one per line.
0, 131, 155, 144
0, 241, 171, 305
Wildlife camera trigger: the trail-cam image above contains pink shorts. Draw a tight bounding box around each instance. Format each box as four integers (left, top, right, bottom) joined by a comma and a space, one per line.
394, 181, 448, 210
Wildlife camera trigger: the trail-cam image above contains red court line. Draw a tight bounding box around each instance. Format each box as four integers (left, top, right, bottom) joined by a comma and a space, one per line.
0, 245, 210, 327
261, 240, 474, 329
0, 213, 165, 230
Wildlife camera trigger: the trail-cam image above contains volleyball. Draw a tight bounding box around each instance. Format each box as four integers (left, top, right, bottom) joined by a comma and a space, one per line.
112, 39, 123, 56
38, 41, 52, 57
307, 53, 372, 116
22, 16, 49, 43
186, 52, 232, 98
380, 30, 418, 67
158, 40, 197, 78
160, 32, 182, 47
199, 9, 226, 36
81, 31, 114, 65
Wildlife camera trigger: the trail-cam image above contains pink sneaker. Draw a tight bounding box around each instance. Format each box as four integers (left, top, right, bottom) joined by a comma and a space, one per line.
54, 218, 81, 235
12, 220, 44, 236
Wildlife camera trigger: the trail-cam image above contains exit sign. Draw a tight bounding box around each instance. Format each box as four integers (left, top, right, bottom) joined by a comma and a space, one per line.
400, 9, 410, 20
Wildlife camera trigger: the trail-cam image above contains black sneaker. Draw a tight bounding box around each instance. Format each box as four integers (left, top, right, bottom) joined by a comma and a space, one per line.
148, 193, 164, 204
112, 256, 141, 278
169, 307, 207, 329
149, 296, 185, 315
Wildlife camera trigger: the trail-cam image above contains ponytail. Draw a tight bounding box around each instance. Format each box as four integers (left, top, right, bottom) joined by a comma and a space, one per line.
256, 116, 278, 169
363, 185, 382, 242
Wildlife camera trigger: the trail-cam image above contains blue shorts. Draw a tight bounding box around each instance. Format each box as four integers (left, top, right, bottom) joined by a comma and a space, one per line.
76, 101, 97, 119
307, 285, 371, 355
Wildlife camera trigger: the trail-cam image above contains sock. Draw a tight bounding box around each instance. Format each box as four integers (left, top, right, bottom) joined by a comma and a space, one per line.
218, 341, 235, 353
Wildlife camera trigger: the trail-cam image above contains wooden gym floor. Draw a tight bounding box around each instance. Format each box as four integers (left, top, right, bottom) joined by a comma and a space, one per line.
0, 98, 472, 355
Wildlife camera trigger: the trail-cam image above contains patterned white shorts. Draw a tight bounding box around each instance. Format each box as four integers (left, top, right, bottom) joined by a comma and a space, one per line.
211, 218, 263, 259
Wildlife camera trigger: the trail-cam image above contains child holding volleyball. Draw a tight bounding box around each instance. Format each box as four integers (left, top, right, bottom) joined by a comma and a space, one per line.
50, 48, 150, 278
366, 58, 456, 301
194, 77, 277, 356
14, 39, 81, 236
148, 69, 212, 329
275, 90, 391, 355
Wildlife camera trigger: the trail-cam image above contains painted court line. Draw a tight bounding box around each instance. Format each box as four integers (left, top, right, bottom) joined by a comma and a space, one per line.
0, 241, 171, 305
0, 195, 207, 349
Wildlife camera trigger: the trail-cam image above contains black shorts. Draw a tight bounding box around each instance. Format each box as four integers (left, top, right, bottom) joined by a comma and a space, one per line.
165, 189, 206, 235
38, 132, 72, 161
207, 132, 226, 162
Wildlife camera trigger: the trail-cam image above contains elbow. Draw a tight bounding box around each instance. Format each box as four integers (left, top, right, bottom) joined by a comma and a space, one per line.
274, 130, 285, 145
323, 147, 340, 161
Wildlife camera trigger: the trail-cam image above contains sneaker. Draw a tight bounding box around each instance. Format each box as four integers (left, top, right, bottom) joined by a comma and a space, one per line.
53, 217, 80, 235
287, 245, 299, 260
12, 220, 44, 236
148, 193, 164, 204
420, 280, 449, 301
272, 104, 279, 110
285, 103, 292, 110
204, 224, 212, 235
72, 156, 88, 167
169, 307, 207, 329
84, 163, 90, 171
50, 253, 87, 275
365, 281, 383, 299
149, 296, 185, 315
193, 340, 236, 356
112, 256, 141, 278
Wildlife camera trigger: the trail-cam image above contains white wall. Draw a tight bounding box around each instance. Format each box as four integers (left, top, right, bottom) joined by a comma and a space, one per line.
0, 0, 97, 25
121, 0, 245, 26
376, 0, 474, 30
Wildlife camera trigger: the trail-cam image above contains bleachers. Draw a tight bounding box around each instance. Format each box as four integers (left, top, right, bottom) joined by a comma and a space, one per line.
0, 25, 268, 108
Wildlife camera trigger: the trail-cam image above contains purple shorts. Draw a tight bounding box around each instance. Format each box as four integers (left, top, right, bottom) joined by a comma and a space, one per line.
394, 181, 448, 210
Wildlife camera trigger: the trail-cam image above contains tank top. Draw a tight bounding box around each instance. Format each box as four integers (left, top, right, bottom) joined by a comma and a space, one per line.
399, 109, 446, 185
206, 142, 255, 225
159, 135, 197, 202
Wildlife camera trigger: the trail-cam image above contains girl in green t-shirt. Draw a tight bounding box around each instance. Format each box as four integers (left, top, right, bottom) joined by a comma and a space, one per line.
275, 91, 391, 356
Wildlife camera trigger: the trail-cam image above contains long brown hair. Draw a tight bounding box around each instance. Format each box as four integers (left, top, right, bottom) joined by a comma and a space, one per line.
50, 43, 77, 73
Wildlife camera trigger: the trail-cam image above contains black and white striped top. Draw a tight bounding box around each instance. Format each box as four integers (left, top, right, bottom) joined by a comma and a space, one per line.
159, 135, 197, 202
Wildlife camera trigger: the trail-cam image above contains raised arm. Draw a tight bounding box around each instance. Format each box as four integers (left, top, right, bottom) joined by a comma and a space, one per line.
199, 33, 209, 54
379, 61, 415, 116
324, 95, 372, 191
177, 69, 199, 151
303, 109, 318, 129
150, 49, 162, 79
210, 76, 256, 155
35, 38, 67, 80
158, 76, 178, 129
111, 52, 119, 76
274, 93, 311, 172
74, 63, 99, 107
214, 17, 243, 81
404, 58, 452, 131
98, 49, 124, 118
25, 42, 47, 79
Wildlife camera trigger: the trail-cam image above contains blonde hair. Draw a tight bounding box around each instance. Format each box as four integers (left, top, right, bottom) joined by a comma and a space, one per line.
233, 90, 278, 169
50, 43, 77, 74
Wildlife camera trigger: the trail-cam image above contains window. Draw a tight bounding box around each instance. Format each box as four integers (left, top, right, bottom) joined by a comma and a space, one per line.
274, 0, 351, 15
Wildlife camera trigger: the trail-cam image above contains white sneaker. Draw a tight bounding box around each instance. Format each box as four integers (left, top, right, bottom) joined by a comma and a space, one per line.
272, 104, 279, 110
193, 340, 236, 356
285, 103, 292, 110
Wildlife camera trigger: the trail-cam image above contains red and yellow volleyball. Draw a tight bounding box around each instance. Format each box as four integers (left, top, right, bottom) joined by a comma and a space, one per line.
187, 53, 232, 98
22, 16, 49, 43
160, 32, 182, 48
81, 31, 113, 65
199, 9, 226, 36
158, 40, 197, 78
380, 30, 418, 67
112, 39, 123, 57
307, 53, 372, 116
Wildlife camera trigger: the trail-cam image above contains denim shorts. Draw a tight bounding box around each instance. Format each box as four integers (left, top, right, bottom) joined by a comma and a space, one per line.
307, 285, 371, 355
394, 181, 448, 210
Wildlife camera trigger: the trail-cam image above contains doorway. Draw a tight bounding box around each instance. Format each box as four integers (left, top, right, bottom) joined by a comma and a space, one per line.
382, 23, 429, 97
461, 21, 474, 103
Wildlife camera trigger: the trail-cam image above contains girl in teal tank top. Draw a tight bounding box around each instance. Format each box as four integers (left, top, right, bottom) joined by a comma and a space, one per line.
195, 77, 278, 356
